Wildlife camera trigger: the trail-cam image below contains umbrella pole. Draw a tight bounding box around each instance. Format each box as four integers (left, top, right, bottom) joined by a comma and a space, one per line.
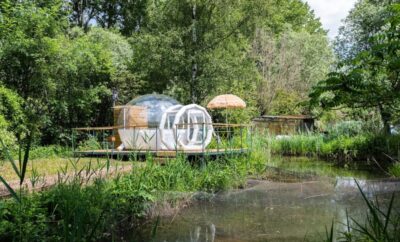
226, 109, 231, 151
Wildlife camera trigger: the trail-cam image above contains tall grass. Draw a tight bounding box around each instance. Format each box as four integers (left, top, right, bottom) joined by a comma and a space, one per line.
264, 132, 400, 165
0, 137, 268, 241
27, 145, 72, 159
389, 162, 400, 177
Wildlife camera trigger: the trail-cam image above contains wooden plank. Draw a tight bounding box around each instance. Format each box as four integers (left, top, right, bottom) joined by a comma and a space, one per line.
156, 151, 177, 157
113, 108, 123, 148
74, 148, 248, 158
127, 106, 147, 127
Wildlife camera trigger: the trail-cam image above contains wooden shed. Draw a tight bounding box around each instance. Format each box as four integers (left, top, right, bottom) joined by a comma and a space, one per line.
252, 115, 315, 135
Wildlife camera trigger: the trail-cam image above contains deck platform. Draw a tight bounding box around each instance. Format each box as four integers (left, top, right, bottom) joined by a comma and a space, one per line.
74, 148, 248, 159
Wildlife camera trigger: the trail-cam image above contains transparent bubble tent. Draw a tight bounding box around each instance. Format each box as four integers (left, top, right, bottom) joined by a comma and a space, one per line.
72, 93, 249, 158
115, 94, 213, 151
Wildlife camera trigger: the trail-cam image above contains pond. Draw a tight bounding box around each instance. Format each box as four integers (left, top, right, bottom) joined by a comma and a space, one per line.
140, 157, 400, 241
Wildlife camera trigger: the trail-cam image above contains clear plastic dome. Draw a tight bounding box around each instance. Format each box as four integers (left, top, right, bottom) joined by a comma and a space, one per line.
121, 94, 180, 128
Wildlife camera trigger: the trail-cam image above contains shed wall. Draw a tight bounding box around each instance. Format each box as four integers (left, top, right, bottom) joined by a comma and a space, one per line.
253, 116, 314, 135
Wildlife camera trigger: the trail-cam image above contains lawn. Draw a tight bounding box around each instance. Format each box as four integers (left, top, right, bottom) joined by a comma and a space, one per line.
0, 157, 131, 182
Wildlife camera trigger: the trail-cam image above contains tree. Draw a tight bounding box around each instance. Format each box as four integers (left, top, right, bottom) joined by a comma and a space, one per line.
252, 28, 333, 115
68, 0, 100, 30
240, 0, 325, 37
0, 0, 67, 147
131, 0, 327, 105
43, 27, 140, 143
0, 1, 139, 144
131, 0, 256, 104
0, 86, 26, 147
310, 4, 400, 134
334, 0, 399, 61
68, 0, 148, 34
0, 0, 331, 144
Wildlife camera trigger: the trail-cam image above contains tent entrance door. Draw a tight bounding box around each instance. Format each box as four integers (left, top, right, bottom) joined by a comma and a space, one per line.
187, 110, 206, 146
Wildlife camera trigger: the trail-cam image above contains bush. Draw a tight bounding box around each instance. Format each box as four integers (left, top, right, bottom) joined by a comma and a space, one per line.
325, 120, 364, 139
389, 163, 400, 177
0, 195, 48, 241
77, 136, 102, 151
27, 145, 72, 159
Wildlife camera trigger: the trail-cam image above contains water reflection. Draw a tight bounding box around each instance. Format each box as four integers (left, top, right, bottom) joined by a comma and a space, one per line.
145, 178, 400, 242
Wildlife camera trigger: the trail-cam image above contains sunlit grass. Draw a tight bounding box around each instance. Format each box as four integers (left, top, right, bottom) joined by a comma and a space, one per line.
0, 157, 130, 181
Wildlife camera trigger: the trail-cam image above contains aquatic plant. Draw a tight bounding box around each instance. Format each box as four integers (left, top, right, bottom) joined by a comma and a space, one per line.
325, 180, 400, 242
265, 132, 400, 166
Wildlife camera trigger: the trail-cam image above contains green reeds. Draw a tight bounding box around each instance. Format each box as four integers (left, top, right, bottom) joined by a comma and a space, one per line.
389, 162, 400, 177
0, 138, 31, 203
1, 142, 268, 241
325, 179, 400, 242
263, 132, 400, 166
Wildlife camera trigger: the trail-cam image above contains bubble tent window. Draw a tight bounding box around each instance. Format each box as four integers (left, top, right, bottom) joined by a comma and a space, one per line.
123, 94, 180, 128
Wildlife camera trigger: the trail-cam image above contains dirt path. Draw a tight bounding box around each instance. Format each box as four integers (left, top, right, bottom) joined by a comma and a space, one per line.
0, 165, 133, 198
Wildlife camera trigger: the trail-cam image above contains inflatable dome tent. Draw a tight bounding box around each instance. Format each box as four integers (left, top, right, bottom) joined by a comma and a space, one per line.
115, 94, 213, 151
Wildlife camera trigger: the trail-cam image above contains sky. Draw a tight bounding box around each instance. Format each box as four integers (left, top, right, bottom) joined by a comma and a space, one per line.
305, 0, 358, 39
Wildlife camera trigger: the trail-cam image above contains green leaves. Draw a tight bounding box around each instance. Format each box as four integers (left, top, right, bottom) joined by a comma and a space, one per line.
253, 28, 333, 115
350, 180, 398, 241
0, 176, 20, 203
0, 139, 24, 203
0, 0, 140, 143
310, 3, 400, 133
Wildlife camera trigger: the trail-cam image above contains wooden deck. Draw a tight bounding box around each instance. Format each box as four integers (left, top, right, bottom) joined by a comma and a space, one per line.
74, 148, 248, 158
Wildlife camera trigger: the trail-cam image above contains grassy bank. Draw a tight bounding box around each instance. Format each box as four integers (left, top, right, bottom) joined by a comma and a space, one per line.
0, 157, 129, 181
258, 133, 400, 175
266, 133, 400, 159
0, 149, 266, 241
1, 132, 399, 240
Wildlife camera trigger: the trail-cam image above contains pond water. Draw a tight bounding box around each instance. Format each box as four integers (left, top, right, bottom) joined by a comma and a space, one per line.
140, 157, 400, 242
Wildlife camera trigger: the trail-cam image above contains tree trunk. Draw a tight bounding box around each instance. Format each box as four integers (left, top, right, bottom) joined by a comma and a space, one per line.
191, 4, 197, 103
378, 104, 391, 135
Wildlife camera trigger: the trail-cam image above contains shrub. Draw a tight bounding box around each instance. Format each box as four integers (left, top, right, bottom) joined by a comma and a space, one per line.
77, 136, 102, 151
27, 145, 72, 159
325, 120, 364, 139
389, 163, 400, 177
0, 196, 48, 241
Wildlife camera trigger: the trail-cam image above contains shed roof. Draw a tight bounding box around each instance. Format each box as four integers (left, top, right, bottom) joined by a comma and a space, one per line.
253, 115, 314, 121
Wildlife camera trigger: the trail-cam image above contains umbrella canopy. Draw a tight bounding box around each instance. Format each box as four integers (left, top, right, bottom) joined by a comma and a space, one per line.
207, 94, 246, 109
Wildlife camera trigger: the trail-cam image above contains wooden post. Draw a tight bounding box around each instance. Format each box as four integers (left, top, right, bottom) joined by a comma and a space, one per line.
201, 122, 205, 166
175, 123, 178, 157
240, 125, 243, 152
71, 129, 75, 155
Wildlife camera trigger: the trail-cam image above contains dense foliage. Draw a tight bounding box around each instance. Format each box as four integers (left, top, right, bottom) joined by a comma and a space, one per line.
1, 1, 400, 241
0, 0, 331, 145
311, 2, 400, 134
0, 87, 25, 148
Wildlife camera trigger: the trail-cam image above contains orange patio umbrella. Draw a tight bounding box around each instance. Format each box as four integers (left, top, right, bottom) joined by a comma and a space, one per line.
207, 94, 246, 110
207, 94, 246, 123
